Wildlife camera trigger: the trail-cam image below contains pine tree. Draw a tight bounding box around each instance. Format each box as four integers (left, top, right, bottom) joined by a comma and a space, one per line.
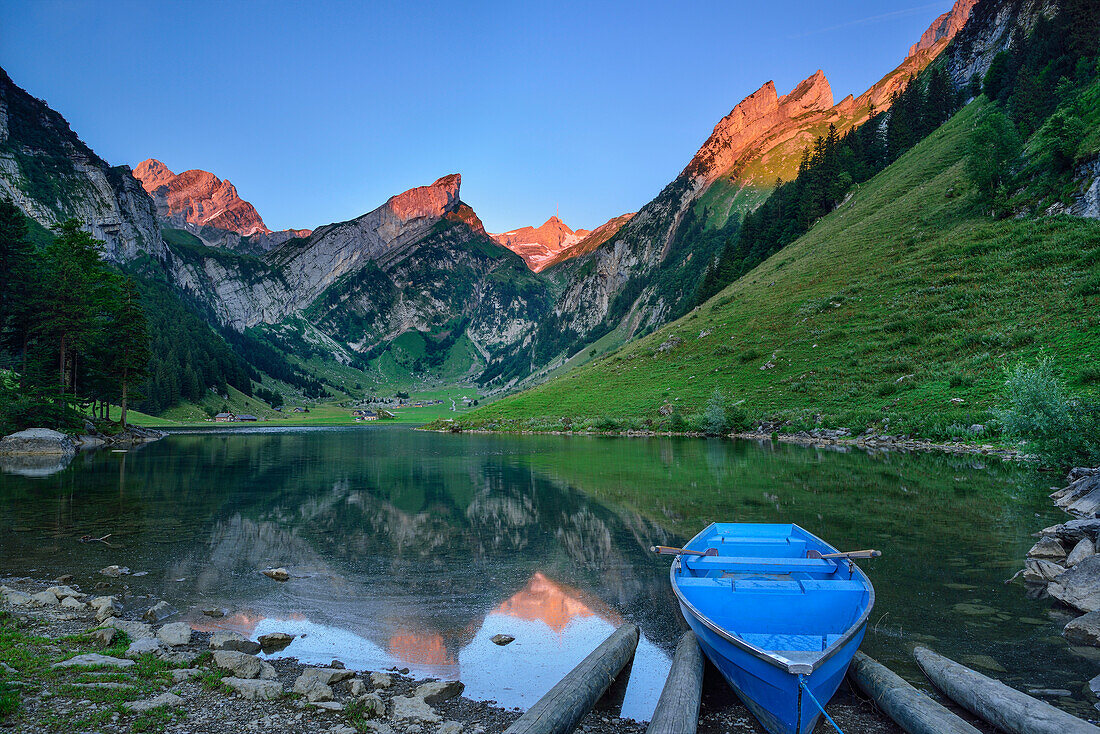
110, 279, 151, 426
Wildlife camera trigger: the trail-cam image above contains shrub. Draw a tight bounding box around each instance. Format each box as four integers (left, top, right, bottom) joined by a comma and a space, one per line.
702, 389, 729, 436
995, 356, 1100, 468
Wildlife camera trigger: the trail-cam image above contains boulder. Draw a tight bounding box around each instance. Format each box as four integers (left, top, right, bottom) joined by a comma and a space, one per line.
88, 627, 117, 646
223, 677, 283, 700
295, 667, 354, 686
258, 632, 294, 653
157, 622, 192, 646
126, 638, 165, 658
213, 650, 276, 680
89, 596, 121, 621
391, 695, 442, 724
349, 679, 366, 697
1, 588, 33, 606
355, 692, 385, 718
1049, 556, 1100, 612
46, 585, 85, 600
1039, 519, 1100, 545
1023, 558, 1066, 583
0, 428, 76, 456
293, 675, 334, 702
60, 596, 86, 610
1068, 538, 1096, 568
415, 680, 464, 705
171, 668, 201, 683
143, 601, 175, 623
53, 653, 134, 668
99, 618, 154, 639
369, 671, 393, 688
439, 722, 463, 734
31, 591, 60, 606
1027, 536, 1067, 561
123, 692, 182, 712
209, 630, 261, 654
262, 567, 290, 582
1064, 610, 1100, 646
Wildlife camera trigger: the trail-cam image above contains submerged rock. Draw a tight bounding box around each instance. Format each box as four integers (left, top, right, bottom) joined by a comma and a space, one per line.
261, 567, 290, 582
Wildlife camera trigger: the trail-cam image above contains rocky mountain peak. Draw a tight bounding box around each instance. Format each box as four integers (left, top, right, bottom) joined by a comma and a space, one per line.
908, 0, 979, 59
133, 158, 274, 237
386, 173, 462, 222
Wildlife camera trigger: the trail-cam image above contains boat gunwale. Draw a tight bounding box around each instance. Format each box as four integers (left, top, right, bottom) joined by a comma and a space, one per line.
669, 522, 875, 675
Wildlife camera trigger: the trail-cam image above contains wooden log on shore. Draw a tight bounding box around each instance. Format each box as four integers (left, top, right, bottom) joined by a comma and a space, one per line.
645, 631, 704, 734
504, 623, 640, 734
914, 646, 1100, 734
849, 651, 981, 734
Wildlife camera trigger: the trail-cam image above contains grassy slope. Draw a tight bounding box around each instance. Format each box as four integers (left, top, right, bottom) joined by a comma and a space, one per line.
455, 99, 1100, 437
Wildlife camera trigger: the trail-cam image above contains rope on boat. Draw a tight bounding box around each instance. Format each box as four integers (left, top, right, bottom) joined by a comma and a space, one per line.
798, 675, 845, 734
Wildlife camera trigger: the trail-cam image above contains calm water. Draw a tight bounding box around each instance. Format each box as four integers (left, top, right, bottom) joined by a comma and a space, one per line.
0, 427, 1092, 720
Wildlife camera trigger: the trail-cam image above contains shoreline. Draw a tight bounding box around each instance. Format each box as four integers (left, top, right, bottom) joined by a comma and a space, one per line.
0, 575, 901, 734
430, 424, 1028, 461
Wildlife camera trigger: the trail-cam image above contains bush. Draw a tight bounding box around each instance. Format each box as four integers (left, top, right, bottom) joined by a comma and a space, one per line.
703, 389, 729, 436
995, 356, 1100, 469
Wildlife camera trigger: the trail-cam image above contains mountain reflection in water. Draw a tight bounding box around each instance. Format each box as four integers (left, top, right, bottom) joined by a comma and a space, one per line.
0, 426, 1090, 721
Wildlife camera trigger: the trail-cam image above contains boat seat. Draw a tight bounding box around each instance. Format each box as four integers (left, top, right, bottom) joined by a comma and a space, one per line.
732, 578, 804, 594
799, 579, 866, 592
736, 632, 829, 652
684, 556, 837, 574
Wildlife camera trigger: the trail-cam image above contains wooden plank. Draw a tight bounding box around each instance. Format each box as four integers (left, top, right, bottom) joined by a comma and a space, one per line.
646, 632, 704, 734
504, 623, 640, 734
914, 646, 1100, 734
849, 651, 981, 734
684, 556, 837, 573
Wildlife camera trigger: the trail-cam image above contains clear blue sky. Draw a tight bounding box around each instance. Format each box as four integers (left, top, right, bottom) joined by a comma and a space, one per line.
0, 1, 953, 233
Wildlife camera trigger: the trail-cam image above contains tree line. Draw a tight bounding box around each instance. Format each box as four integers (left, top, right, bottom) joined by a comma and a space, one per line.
0, 201, 150, 431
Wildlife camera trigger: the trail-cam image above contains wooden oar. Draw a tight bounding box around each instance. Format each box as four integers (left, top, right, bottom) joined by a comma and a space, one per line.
807, 549, 881, 560
651, 545, 719, 557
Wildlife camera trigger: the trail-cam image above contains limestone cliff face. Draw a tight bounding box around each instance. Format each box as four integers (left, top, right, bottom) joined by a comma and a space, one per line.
0, 68, 163, 261
909, 0, 980, 58
940, 0, 1055, 87
135, 159, 271, 236
133, 158, 311, 254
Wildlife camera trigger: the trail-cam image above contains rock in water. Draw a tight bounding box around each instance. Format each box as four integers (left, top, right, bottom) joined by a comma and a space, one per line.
258, 632, 294, 653
1024, 558, 1066, 583
490, 634, 515, 646
1064, 610, 1100, 646
262, 567, 290, 582
1068, 538, 1096, 568
0, 428, 77, 456
1027, 535, 1067, 561
209, 630, 261, 654
1049, 556, 1100, 612
415, 680, 465, 705
99, 565, 130, 578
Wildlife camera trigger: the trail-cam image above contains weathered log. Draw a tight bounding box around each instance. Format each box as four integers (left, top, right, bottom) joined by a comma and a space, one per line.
645, 631, 704, 734
504, 623, 640, 734
849, 651, 980, 734
914, 646, 1100, 734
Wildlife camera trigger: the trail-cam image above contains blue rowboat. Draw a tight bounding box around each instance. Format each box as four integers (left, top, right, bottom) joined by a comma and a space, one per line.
665, 523, 875, 734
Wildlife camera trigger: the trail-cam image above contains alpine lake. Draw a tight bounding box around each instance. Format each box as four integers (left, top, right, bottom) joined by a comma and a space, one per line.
0, 426, 1091, 721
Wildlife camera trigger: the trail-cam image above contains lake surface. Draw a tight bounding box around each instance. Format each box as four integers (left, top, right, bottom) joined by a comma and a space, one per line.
0, 427, 1092, 720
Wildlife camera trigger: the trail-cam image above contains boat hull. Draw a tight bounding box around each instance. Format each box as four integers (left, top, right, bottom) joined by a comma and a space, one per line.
682, 602, 866, 734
